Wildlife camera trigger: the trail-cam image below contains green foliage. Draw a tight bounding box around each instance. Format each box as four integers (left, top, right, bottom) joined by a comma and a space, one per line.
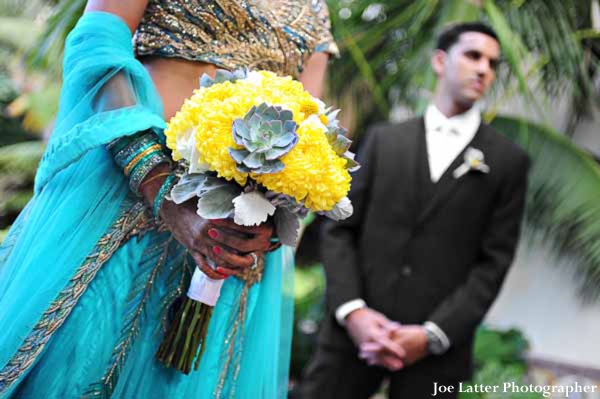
472, 327, 529, 369
0, 140, 45, 178
0, 17, 41, 50
1, 190, 32, 215
0, 5, 61, 137
326, 0, 599, 128
291, 264, 326, 378
460, 327, 541, 399
26, 0, 86, 75
491, 116, 600, 300
0, 227, 8, 244
0, 141, 44, 224
460, 362, 542, 399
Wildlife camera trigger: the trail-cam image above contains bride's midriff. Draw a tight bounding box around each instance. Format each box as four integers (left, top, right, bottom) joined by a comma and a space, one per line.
142, 56, 218, 120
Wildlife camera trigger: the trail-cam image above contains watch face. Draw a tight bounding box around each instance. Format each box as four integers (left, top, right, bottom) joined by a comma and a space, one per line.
426, 330, 444, 355
429, 340, 444, 355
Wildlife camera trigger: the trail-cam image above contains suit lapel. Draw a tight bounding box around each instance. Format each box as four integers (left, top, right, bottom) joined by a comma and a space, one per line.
415, 124, 489, 226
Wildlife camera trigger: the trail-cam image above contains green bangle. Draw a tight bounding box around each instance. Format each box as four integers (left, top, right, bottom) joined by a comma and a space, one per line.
113, 134, 160, 168
121, 142, 161, 173
111, 131, 161, 161
126, 148, 163, 176
129, 154, 170, 194
153, 174, 177, 221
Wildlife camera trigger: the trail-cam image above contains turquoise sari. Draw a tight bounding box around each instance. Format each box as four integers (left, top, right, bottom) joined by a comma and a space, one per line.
0, 12, 293, 399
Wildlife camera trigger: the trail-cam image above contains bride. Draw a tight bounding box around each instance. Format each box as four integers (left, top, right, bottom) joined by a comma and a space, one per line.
0, 0, 337, 397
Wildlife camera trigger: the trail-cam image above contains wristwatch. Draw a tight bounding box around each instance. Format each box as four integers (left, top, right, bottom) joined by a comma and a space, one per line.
424, 325, 446, 355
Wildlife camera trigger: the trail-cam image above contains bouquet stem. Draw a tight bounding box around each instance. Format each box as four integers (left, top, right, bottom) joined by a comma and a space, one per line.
156, 268, 223, 374
156, 297, 213, 374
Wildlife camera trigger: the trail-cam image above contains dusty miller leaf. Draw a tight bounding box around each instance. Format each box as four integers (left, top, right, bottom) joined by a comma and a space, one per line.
232, 191, 276, 226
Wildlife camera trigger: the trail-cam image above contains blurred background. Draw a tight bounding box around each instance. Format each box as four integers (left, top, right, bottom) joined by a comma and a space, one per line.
1, 1, 600, 397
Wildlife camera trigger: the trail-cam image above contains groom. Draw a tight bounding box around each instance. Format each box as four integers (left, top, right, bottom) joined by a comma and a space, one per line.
302, 23, 530, 398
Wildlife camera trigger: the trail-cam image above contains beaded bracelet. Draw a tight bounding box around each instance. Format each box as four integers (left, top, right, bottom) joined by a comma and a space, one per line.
124, 144, 164, 176
110, 132, 157, 166
129, 154, 170, 194
112, 136, 157, 168
152, 174, 178, 221
109, 131, 171, 195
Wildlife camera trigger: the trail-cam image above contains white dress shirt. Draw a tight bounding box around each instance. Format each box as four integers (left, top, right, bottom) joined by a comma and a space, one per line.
335, 104, 482, 352
424, 103, 481, 182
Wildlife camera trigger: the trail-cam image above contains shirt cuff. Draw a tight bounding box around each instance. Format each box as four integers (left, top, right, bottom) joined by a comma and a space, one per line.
424, 321, 451, 351
335, 299, 367, 326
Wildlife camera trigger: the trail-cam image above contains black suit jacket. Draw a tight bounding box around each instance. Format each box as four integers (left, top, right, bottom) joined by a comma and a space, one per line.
319, 117, 530, 380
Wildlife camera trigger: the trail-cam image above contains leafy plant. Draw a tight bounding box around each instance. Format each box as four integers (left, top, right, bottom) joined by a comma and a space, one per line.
291, 264, 326, 379
460, 362, 542, 399
326, 0, 598, 131
0, 141, 45, 227
460, 327, 540, 399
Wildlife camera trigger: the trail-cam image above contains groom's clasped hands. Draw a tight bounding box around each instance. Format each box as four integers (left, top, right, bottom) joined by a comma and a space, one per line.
345, 308, 429, 371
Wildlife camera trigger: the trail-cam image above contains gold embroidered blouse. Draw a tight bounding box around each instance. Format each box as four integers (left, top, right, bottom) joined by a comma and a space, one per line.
134, 0, 339, 78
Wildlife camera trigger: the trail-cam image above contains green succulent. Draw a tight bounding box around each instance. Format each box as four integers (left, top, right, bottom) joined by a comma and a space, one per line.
323, 109, 359, 171
229, 103, 299, 174
199, 68, 248, 88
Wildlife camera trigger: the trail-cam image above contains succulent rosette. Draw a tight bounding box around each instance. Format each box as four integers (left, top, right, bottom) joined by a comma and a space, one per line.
229, 103, 299, 174
164, 69, 358, 246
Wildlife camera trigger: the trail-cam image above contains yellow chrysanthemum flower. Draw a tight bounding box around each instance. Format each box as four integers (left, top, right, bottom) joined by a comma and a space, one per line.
253, 116, 351, 211
164, 71, 351, 211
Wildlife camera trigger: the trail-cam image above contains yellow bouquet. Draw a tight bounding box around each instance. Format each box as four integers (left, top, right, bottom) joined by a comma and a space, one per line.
156, 69, 358, 373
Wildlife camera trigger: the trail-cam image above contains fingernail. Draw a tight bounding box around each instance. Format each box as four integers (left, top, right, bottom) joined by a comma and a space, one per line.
212, 246, 222, 256
208, 228, 219, 239
216, 267, 230, 275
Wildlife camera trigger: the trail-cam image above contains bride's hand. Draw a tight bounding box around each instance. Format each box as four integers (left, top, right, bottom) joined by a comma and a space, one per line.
140, 166, 273, 279
160, 200, 273, 279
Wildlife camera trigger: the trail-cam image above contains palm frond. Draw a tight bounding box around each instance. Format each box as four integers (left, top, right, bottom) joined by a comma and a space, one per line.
0, 0, 51, 18
26, 0, 85, 75
491, 115, 600, 301
496, 0, 599, 130
0, 17, 42, 50
0, 140, 45, 177
326, 0, 599, 134
0, 228, 8, 244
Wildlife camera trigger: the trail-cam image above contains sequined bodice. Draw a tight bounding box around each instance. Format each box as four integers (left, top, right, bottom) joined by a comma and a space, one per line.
134, 0, 338, 78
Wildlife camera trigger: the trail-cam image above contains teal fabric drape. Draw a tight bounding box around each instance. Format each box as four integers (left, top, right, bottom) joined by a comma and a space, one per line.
0, 11, 294, 398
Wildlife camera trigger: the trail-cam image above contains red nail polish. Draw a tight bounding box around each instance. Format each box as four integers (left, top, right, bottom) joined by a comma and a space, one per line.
208, 228, 218, 239
213, 246, 222, 256
216, 267, 229, 275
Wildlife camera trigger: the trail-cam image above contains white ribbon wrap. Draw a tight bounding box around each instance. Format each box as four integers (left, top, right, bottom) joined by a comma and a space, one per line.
187, 268, 224, 306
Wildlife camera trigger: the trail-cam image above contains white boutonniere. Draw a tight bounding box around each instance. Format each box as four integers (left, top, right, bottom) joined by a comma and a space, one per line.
453, 147, 490, 179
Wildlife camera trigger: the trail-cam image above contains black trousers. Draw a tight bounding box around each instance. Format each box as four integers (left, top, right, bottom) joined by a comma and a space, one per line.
301, 345, 460, 399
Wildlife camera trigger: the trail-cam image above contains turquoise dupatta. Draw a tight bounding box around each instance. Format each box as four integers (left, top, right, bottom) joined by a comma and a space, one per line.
0, 12, 293, 398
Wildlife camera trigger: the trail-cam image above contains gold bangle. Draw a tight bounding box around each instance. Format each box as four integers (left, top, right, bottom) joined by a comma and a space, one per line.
266, 241, 282, 253
124, 144, 163, 176
139, 171, 172, 189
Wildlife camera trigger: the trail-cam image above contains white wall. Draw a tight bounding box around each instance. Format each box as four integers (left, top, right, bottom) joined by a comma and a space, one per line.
485, 242, 600, 369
